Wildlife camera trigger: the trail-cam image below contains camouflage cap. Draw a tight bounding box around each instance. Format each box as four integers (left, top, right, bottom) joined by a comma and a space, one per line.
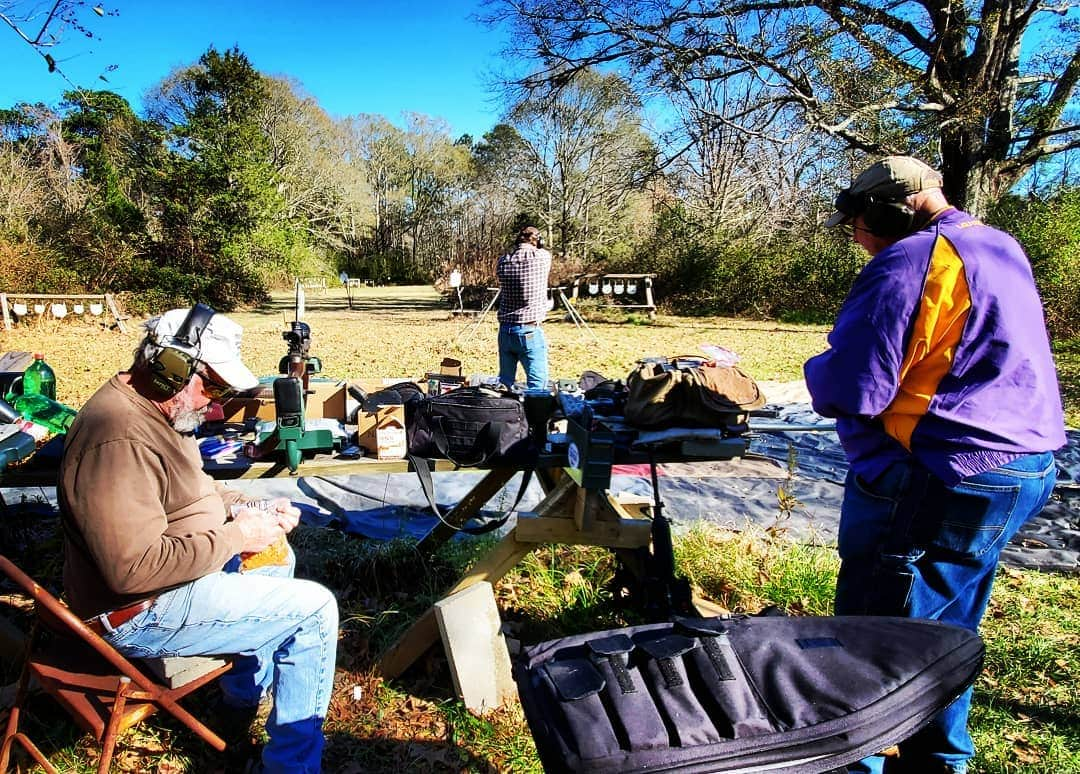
825, 156, 944, 227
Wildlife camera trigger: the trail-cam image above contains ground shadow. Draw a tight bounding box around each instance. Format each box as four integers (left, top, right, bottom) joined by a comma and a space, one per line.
320, 732, 502, 773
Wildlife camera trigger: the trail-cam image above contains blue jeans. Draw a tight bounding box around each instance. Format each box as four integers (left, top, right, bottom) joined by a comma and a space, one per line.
98, 547, 338, 773
835, 452, 1056, 774
498, 323, 549, 389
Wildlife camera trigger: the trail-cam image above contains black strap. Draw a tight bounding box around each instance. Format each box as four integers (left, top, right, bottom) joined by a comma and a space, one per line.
601, 653, 636, 694
699, 635, 736, 681
655, 655, 683, 688
407, 454, 533, 535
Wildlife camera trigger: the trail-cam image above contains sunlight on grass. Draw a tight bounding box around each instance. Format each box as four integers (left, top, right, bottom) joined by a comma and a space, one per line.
2, 292, 1077, 772
676, 522, 839, 615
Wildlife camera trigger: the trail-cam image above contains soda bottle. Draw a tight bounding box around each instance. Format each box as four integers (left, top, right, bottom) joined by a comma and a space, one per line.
9, 393, 77, 434
23, 353, 56, 400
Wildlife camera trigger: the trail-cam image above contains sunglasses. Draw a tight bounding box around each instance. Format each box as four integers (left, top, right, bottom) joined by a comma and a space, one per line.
197, 369, 234, 401
839, 222, 874, 237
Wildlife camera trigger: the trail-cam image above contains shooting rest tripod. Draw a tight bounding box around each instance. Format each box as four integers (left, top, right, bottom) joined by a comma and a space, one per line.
455, 287, 598, 344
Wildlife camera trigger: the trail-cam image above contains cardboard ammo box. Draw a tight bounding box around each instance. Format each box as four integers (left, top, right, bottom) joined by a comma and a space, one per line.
425, 356, 465, 395
220, 379, 347, 422
356, 403, 407, 459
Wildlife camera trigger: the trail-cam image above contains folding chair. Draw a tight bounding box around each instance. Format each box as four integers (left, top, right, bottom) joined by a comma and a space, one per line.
0, 555, 232, 773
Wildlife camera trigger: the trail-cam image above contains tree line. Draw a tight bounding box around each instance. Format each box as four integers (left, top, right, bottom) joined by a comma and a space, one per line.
0, 0, 1077, 335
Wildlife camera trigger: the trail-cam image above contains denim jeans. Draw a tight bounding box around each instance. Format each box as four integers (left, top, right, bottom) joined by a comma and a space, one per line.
498, 323, 549, 389
835, 452, 1056, 774
98, 547, 338, 773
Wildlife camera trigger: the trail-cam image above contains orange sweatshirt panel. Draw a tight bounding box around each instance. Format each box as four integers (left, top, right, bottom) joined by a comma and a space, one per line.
881, 236, 972, 449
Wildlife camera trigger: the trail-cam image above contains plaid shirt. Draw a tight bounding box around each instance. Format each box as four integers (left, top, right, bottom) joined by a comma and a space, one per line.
496, 243, 553, 324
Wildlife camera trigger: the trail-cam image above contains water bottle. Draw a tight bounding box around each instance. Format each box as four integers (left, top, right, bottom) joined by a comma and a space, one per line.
23, 353, 56, 400
9, 392, 77, 434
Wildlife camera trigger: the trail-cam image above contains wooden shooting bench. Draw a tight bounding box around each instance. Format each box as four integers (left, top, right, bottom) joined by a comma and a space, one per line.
377, 420, 745, 679
1, 408, 746, 684
0, 292, 128, 332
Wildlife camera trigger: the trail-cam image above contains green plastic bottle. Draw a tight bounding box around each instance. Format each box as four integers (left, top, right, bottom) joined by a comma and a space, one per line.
9, 393, 77, 434
23, 353, 56, 400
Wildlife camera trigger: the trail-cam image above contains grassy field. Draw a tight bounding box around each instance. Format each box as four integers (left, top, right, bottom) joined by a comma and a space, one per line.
0, 285, 1077, 772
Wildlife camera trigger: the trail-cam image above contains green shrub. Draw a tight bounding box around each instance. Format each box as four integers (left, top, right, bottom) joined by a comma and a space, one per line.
617, 209, 863, 322
988, 188, 1080, 338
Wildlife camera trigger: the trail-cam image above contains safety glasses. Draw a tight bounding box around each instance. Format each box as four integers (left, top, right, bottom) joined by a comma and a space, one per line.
197, 369, 234, 401
839, 222, 874, 238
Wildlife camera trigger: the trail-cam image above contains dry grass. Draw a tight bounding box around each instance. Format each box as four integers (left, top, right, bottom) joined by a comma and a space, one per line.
0, 285, 828, 408
2, 285, 1076, 772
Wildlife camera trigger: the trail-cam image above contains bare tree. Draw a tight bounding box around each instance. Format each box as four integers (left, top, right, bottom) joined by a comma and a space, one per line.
1, 1, 115, 86
485, 0, 1080, 215
509, 68, 656, 260
258, 77, 373, 259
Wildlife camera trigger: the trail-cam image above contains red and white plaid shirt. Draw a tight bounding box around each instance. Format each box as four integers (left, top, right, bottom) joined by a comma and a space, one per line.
496, 243, 553, 325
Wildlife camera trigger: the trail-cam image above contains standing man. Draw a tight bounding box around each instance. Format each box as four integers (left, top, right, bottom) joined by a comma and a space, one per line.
496, 225, 553, 389
805, 157, 1065, 773
59, 305, 338, 773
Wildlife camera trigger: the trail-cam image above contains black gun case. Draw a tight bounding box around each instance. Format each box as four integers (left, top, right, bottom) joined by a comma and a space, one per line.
512, 614, 983, 773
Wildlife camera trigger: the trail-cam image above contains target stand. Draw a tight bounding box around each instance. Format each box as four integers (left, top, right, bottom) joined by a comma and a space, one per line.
570, 273, 656, 319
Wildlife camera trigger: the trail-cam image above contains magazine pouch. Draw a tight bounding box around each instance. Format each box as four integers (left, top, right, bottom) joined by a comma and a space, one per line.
513, 615, 984, 773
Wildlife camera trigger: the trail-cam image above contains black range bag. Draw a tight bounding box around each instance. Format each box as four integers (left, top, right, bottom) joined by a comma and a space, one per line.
406, 385, 537, 535
407, 385, 534, 467
513, 614, 983, 773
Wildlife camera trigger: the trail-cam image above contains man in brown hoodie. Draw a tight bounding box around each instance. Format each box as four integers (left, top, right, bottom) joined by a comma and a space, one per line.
60, 305, 337, 773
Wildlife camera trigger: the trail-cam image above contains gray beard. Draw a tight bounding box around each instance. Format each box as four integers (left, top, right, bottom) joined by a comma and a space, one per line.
171, 404, 210, 434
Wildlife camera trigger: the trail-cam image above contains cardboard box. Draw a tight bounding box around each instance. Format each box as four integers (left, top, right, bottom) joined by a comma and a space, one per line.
439, 357, 463, 377
356, 403, 407, 459
425, 373, 464, 395
220, 380, 346, 422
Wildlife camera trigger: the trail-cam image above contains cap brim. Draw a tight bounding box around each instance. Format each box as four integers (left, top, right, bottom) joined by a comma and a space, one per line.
207, 358, 259, 392
824, 211, 851, 228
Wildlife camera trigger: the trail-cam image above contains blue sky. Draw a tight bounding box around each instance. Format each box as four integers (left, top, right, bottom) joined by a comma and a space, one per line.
0, 1, 511, 139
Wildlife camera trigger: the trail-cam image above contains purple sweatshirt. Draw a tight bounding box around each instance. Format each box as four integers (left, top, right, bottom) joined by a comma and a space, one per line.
804, 208, 1065, 485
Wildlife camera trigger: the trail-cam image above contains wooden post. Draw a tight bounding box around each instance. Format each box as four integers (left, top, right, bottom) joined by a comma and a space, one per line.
104, 294, 127, 333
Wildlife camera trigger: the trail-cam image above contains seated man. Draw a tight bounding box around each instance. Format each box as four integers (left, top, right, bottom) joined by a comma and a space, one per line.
59, 305, 338, 774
